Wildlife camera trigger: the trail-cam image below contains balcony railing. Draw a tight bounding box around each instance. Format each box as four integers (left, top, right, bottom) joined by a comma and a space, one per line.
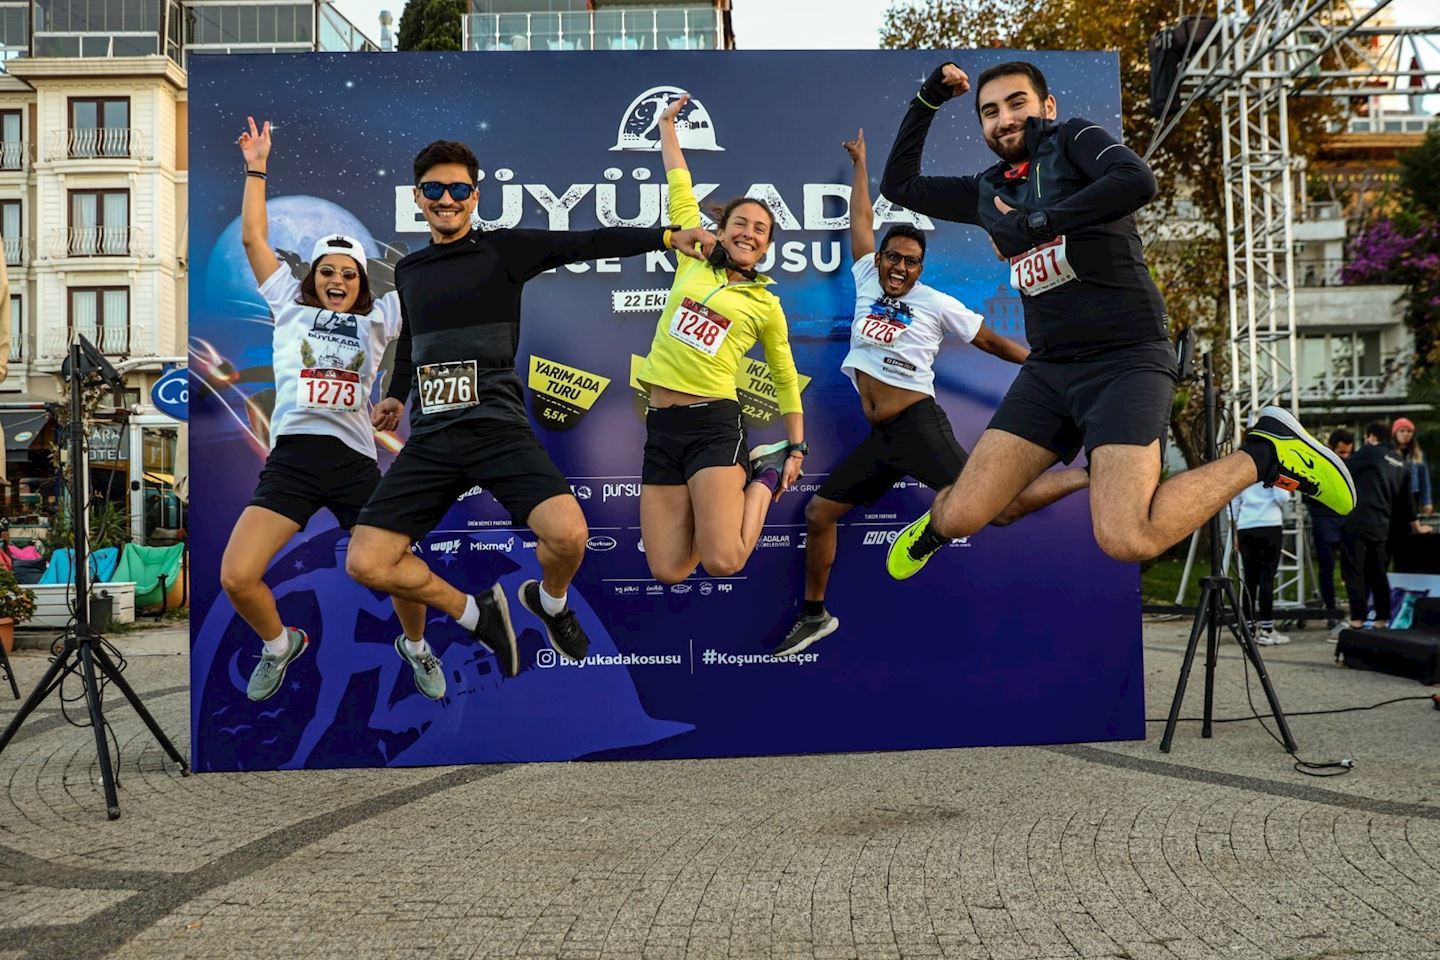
48, 128, 151, 161
7, 332, 19, 363
0, 140, 28, 171
1297, 259, 1347, 287
1301, 201, 1343, 221
1299, 373, 1407, 402
3, 236, 29, 266
69, 322, 128, 356
464, 8, 721, 51
49, 226, 148, 259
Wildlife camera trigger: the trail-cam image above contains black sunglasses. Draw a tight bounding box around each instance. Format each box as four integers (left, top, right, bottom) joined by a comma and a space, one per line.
419, 181, 475, 202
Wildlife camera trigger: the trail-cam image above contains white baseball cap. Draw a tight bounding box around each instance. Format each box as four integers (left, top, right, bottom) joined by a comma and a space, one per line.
309, 234, 368, 276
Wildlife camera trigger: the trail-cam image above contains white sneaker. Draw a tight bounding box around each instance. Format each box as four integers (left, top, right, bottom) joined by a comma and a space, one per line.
1255, 628, 1290, 646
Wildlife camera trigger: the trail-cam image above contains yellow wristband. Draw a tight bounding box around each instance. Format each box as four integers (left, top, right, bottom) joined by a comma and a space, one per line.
662, 228, 674, 250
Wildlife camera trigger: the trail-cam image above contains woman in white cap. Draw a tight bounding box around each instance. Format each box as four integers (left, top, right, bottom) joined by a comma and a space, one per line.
223, 116, 425, 703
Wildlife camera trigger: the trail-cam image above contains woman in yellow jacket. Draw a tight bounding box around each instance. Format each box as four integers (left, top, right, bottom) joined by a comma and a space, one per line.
637, 95, 806, 583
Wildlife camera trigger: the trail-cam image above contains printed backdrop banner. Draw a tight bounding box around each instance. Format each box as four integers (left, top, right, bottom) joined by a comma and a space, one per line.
189, 50, 1143, 772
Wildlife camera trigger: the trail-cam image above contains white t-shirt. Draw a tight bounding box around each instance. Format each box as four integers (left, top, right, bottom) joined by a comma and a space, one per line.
260, 265, 404, 460
840, 257, 984, 397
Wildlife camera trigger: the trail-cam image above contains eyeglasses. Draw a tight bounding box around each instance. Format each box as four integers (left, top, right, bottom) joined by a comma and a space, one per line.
881, 250, 923, 269
419, 181, 475, 202
316, 265, 359, 281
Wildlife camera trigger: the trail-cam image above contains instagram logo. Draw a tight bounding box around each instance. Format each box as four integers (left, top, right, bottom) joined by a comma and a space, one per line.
536, 649, 557, 669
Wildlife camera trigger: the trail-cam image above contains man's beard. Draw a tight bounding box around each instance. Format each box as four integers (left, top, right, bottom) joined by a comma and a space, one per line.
985, 127, 1029, 163
429, 210, 469, 236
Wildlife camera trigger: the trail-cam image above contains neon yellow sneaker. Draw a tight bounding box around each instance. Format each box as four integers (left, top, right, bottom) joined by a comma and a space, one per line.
1249, 406, 1355, 515
886, 511, 945, 581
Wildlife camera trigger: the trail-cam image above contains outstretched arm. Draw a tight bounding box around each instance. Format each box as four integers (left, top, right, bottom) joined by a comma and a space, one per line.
658, 94, 689, 176
238, 116, 280, 284
879, 63, 981, 225
844, 129, 875, 261
969, 324, 1029, 365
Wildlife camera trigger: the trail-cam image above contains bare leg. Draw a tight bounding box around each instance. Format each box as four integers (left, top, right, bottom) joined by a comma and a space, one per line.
345, 525, 468, 620
524, 494, 588, 597
394, 598, 427, 640
930, 430, 1059, 538
803, 496, 853, 602
220, 506, 302, 642
993, 467, 1090, 526
689, 464, 770, 577
1089, 441, 1258, 562
641, 484, 699, 584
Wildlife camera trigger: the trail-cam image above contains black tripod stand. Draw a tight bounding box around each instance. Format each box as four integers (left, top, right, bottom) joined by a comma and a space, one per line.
0, 336, 188, 819
1159, 353, 1297, 754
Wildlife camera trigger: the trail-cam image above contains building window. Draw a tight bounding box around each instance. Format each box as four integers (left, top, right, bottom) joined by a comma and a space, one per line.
1, 199, 20, 265
0, 2, 29, 61
68, 97, 131, 158
69, 286, 129, 355
0, 110, 21, 170
186, 3, 314, 48
68, 188, 129, 256
7, 292, 19, 362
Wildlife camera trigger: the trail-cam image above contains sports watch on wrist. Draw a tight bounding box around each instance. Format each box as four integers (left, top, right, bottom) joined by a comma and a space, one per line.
1025, 210, 1054, 242
787, 441, 808, 457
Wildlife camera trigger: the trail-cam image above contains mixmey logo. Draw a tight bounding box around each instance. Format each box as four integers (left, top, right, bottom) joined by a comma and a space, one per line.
613, 86, 723, 152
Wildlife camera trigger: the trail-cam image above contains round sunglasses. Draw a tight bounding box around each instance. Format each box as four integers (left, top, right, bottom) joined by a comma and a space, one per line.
316, 265, 359, 281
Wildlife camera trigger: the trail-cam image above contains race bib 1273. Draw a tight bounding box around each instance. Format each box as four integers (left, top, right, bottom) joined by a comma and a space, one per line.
298, 368, 361, 412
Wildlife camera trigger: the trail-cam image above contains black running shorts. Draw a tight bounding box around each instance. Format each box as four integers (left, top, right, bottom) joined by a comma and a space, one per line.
249, 434, 382, 530
816, 397, 968, 506
355, 421, 572, 539
987, 338, 1178, 464
642, 400, 747, 485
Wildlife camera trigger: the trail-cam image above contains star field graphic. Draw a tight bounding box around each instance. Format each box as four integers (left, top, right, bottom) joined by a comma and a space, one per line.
190, 51, 1145, 773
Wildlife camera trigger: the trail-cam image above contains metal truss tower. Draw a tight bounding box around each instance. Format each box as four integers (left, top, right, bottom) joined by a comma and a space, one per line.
1152, 0, 1439, 610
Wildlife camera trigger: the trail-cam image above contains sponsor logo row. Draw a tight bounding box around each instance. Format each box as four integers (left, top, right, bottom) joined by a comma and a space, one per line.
533, 648, 820, 670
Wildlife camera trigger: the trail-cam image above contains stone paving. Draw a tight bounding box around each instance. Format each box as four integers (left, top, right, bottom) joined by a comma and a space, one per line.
0, 617, 1437, 960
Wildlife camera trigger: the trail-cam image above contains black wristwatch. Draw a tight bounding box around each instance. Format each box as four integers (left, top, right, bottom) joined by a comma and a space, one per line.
788, 441, 808, 457
1025, 210, 1054, 242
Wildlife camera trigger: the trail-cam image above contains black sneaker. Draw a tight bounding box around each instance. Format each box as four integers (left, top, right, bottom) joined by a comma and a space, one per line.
470, 583, 518, 677
747, 440, 794, 483
774, 612, 839, 657
517, 579, 589, 662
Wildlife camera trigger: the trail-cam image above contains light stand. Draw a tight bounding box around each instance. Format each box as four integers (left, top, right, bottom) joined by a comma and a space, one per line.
0, 336, 188, 819
1159, 352, 1297, 754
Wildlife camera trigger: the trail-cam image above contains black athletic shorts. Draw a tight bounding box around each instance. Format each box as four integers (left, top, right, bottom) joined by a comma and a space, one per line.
355, 421, 572, 540
988, 338, 1178, 464
816, 397, 968, 506
642, 400, 747, 485
249, 434, 382, 530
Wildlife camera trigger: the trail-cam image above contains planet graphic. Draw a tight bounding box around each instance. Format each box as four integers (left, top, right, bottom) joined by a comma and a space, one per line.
204, 195, 380, 310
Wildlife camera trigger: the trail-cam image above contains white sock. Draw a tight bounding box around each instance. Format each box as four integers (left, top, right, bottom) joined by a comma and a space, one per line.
263, 629, 290, 657
539, 584, 568, 616
458, 594, 480, 632
403, 637, 428, 657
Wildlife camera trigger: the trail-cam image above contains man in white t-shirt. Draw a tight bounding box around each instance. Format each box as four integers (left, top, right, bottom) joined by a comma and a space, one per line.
774, 130, 1089, 656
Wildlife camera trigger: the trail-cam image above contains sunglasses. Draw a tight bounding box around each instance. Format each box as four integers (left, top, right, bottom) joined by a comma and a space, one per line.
881, 250, 923, 269
419, 181, 475, 202
316, 265, 359, 281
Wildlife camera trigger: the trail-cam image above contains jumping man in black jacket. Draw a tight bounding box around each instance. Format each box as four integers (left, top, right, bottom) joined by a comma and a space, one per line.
345, 139, 714, 697
879, 61, 1355, 581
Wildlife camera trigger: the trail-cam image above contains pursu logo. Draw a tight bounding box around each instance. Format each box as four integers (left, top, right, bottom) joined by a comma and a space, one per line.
613, 86, 724, 152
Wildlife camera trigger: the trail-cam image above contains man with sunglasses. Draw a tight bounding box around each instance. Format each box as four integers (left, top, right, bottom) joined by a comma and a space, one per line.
345, 139, 714, 693
775, 129, 1087, 656
876, 61, 1354, 584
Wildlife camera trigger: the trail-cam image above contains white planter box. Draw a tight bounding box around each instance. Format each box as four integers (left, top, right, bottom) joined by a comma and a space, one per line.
27, 581, 137, 628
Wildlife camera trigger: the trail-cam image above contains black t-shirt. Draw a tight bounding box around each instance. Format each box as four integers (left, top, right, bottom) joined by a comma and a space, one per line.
387, 225, 666, 436
881, 97, 1169, 358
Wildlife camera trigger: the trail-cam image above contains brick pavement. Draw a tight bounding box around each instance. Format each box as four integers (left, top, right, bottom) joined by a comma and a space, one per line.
0, 618, 1436, 960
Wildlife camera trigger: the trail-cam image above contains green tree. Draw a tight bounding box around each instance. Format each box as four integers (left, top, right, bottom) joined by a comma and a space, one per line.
1397, 124, 1440, 224
881, 0, 1339, 465
397, 0, 465, 52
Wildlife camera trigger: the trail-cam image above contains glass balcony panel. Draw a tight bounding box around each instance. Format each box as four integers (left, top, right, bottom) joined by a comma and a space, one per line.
559, 11, 589, 49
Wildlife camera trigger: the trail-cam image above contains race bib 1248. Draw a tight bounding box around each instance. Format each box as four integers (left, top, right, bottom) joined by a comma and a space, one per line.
668, 297, 733, 356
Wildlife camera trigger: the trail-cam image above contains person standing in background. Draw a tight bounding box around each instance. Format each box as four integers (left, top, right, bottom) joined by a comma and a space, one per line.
1310, 428, 1353, 629
1391, 417, 1431, 516
1230, 470, 1291, 645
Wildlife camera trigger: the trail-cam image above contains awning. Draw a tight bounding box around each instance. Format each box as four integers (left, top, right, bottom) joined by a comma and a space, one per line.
1, 410, 50, 454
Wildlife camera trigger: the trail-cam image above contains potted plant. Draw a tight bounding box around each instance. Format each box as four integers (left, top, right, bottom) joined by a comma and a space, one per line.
0, 567, 38, 653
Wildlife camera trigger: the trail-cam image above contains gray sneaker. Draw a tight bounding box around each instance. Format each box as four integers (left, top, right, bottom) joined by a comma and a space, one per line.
246, 628, 309, 702
774, 612, 838, 657
394, 635, 447, 700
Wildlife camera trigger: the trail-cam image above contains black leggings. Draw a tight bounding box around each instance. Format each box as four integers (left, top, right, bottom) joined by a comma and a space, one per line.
1238, 526, 1283, 623
1341, 533, 1391, 622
